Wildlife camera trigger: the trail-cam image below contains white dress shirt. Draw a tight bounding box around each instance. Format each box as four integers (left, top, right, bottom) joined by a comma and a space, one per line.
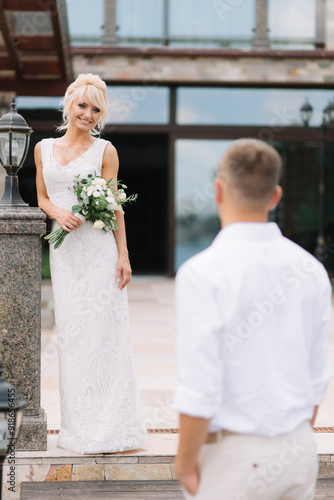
173, 222, 332, 437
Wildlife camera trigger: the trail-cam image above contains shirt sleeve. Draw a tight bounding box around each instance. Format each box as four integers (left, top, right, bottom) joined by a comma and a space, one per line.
309, 270, 332, 406
172, 261, 224, 419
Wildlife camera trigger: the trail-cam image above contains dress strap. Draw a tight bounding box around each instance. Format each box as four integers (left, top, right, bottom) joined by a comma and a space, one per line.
95, 138, 111, 169
40, 138, 54, 170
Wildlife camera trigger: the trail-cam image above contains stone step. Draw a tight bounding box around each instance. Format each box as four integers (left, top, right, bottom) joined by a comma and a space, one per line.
3, 434, 334, 499
19, 479, 334, 499
21, 480, 184, 499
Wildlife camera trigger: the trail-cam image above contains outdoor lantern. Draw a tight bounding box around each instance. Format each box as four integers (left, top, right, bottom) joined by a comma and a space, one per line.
0, 360, 26, 500
323, 100, 334, 126
0, 96, 33, 207
300, 99, 313, 127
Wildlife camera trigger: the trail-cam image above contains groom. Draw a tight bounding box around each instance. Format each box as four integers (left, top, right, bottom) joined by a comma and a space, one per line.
173, 139, 332, 499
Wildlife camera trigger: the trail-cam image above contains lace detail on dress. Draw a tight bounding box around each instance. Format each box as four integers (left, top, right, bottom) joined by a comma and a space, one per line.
41, 138, 148, 454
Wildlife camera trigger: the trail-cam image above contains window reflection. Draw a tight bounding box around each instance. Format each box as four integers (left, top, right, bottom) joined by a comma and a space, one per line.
107, 86, 169, 124
116, 0, 164, 46
16, 97, 61, 109
175, 140, 230, 270
66, 0, 104, 45
177, 88, 334, 127
169, 0, 255, 48
115, 0, 255, 47
268, 0, 316, 49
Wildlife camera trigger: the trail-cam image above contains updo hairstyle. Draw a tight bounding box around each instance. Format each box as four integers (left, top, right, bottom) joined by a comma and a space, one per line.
57, 73, 108, 136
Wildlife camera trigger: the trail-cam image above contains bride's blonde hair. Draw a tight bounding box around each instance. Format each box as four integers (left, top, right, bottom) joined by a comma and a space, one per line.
57, 73, 108, 136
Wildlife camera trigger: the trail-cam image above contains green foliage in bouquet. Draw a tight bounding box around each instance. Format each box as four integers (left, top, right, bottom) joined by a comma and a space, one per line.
45, 172, 137, 249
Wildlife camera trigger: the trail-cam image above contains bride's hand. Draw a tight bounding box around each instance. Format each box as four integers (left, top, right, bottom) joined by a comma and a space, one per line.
116, 254, 132, 290
55, 209, 82, 232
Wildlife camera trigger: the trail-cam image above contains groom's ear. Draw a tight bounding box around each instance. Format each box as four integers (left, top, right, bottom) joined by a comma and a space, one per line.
214, 178, 224, 205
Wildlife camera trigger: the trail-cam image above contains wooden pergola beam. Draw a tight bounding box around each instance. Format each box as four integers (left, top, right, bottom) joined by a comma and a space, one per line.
13, 35, 56, 52
2, 0, 55, 11
23, 60, 61, 75
0, 78, 68, 95
0, 1, 22, 77
0, 55, 12, 70
50, 0, 72, 82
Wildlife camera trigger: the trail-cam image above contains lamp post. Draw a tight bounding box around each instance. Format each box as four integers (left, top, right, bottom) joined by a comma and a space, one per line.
0, 360, 26, 499
0, 96, 33, 207
300, 99, 334, 261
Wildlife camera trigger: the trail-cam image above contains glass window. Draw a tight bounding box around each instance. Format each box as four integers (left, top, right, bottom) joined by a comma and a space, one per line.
169, 0, 255, 48
107, 86, 169, 124
116, 0, 164, 45
175, 139, 230, 270
7, 11, 53, 35
268, 0, 316, 49
177, 88, 334, 127
16, 97, 61, 110
66, 0, 104, 45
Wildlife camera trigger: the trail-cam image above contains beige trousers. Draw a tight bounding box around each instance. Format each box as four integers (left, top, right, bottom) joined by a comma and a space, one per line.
183, 421, 318, 500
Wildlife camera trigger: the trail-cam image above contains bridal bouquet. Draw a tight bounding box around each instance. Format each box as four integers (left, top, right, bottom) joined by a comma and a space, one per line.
45, 173, 138, 249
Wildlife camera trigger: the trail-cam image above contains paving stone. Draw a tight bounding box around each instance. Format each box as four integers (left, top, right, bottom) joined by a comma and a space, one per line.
105, 463, 173, 481
45, 464, 72, 481
71, 464, 105, 481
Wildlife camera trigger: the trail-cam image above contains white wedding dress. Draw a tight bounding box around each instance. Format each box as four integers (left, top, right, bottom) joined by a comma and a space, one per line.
41, 137, 148, 454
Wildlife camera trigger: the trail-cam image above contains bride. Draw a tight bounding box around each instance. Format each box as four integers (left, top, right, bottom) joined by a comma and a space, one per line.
35, 73, 148, 454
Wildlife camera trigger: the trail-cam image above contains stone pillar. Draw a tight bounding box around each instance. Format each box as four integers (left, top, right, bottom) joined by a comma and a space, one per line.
102, 0, 117, 44
316, 0, 326, 48
253, 0, 270, 48
0, 207, 47, 450
326, 0, 334, 49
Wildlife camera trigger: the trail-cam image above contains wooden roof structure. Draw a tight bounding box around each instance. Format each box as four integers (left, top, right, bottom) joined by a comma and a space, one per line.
0, 0, 72, 95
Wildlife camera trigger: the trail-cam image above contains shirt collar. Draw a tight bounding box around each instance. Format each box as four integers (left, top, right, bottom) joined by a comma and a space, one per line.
213, 222, 282, 244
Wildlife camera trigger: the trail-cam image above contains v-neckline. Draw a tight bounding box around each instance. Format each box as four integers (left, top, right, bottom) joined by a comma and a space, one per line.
52, 138, 98, 168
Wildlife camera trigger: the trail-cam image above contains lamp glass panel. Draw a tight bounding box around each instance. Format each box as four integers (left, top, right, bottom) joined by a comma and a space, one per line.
301, 106, 312, 126
0, 412, 12, 455
0, 134, 8, 166
329, 106, 334, 125
9, 133, 27, 166
0, 133, 27, 166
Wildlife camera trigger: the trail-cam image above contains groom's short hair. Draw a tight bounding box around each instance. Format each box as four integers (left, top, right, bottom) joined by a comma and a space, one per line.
217, 139, 282, 206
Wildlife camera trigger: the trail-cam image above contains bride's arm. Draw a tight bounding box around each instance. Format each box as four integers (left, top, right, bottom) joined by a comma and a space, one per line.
35, 142, 82, 232
101, 143, 132, 290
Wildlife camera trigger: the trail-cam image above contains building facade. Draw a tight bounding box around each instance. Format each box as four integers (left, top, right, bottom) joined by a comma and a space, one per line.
1, 0, 334, 274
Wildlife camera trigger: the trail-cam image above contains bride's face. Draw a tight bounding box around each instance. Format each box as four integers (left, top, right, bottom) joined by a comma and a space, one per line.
69, 97, 102, 131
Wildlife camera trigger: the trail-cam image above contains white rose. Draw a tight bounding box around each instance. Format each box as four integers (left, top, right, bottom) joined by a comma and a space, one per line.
82, 186, 87, 192
93, 191, 100, 198
87, 187, 94, 196
93, 220, 105, 230
107, 202, 118, 211
106, 195, 115, 204
117, 191, 126, 201
95, 178, 107, 186
107, 188, 112, 196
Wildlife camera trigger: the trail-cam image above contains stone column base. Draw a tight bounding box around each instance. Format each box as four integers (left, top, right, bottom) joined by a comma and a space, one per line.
16, 409, 47, 451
